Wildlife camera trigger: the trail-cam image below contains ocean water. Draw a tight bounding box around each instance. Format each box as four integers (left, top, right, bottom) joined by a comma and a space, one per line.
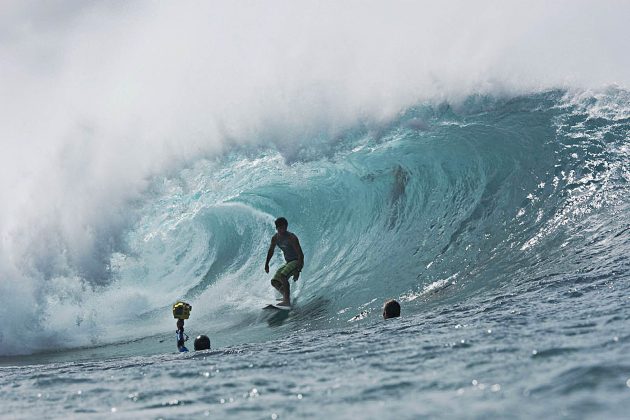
2, 2, 630, 419
2, 88, 629, 419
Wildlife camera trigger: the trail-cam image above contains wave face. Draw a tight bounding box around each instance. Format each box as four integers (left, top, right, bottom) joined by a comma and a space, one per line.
2, 88, 628, 355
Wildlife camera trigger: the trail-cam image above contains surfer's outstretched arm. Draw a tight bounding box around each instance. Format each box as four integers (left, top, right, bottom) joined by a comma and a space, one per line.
264, 234, 277, 273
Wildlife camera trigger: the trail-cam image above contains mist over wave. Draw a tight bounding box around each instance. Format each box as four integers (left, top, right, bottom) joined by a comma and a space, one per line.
1, 1, 629, 355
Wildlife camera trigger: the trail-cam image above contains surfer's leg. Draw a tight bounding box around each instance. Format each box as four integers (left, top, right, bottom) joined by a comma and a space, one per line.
278, 276, 290, 305
271, 275, 290, 305
271, 262, 294, 306
271, 263, 286, 294
271, 277, 283, 293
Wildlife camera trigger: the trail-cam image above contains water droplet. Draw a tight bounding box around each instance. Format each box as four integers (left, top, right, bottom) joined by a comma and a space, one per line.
613, 336, 619, 342
297, 394, 303, 400
532, 350, 538, 355
271, 414, 278, 420
491, 384, 501, 392
111, 407, 117, 413
203, 372, 210, 377
77, 390, 82, 395
220, 398, 225, 404
626, 379, 630, 388
37, 393, 42, 398
472, 380, 478, 386
487, 329, 492, 334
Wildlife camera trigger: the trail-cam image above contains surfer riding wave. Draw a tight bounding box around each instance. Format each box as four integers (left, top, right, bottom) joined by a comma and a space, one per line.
264, 217, 304, 307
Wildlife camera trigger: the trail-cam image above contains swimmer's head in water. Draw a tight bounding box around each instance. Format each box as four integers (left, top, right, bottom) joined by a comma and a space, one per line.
194, 335, 211, 351
383, 299, 401, 319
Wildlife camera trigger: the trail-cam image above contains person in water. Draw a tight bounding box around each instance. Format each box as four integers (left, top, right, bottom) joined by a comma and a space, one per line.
194, 335, 211, 351
383, 299, 401, 319
264, 217, 304, 307
176, 319, 189, 352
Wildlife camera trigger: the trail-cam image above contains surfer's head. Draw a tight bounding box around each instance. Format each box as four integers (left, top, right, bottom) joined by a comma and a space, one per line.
275, 217, 288, 234
194, 335, 211, 351
383, 299, 401, 319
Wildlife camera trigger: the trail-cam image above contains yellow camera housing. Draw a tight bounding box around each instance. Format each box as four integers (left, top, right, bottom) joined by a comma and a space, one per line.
172, 301, 192, 320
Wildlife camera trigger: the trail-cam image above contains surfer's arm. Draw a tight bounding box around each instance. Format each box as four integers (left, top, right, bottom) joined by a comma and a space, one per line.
265, 235, 277, 272
291, 234, 304, 269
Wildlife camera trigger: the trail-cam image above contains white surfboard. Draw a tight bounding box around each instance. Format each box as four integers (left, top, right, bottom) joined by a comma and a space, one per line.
263, 303, 291, 311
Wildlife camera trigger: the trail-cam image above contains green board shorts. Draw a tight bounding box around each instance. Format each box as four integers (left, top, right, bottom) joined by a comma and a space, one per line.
272, 260, 301, 284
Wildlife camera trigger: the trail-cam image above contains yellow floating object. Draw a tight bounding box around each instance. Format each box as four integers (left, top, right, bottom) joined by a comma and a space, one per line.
172, 301, 192, 319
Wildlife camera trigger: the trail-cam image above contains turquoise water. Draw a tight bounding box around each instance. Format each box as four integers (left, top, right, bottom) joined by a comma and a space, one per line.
1, 89, 629, 418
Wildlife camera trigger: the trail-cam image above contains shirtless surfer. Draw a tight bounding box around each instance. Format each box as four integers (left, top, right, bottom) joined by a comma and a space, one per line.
264, 217, 304, 307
